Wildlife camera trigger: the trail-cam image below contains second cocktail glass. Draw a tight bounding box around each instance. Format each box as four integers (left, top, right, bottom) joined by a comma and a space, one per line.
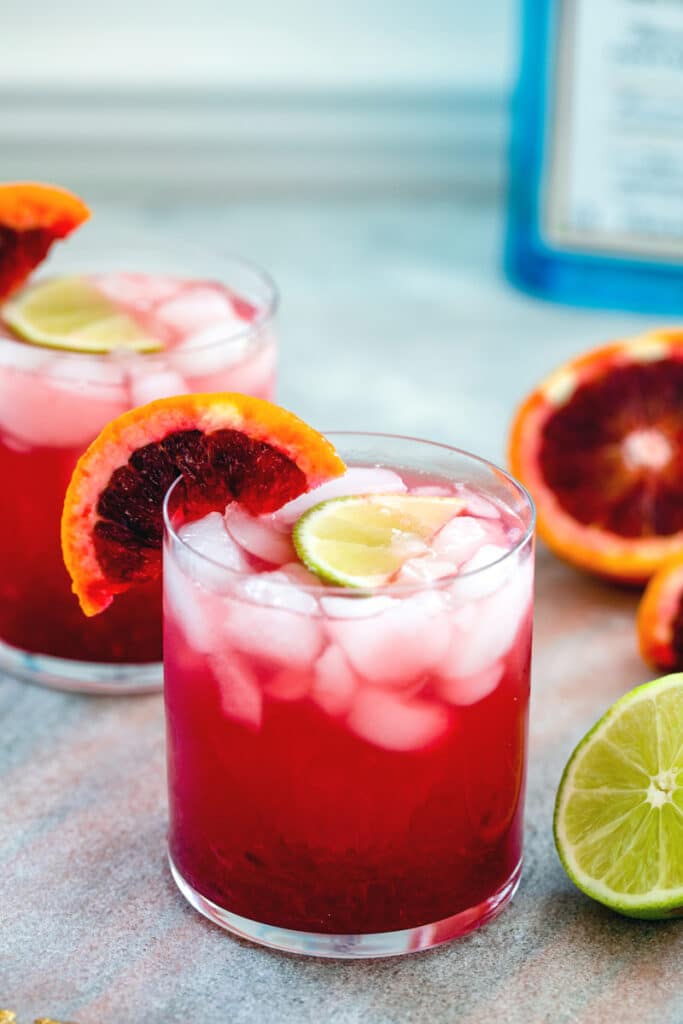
0, 244, 278, 692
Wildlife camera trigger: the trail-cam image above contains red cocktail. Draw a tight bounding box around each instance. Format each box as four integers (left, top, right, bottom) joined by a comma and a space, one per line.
163, 434, 534, 956
0, 262, 277, 692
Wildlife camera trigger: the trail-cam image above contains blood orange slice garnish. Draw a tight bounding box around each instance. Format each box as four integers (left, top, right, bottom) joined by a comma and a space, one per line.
509, 330, 683, 583
0, 182, 90, 299
61, 393, 345, 616
637, 555, 683, 671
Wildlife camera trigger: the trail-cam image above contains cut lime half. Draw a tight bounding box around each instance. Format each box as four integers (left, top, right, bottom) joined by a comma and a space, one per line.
554, 673, 683, 919
2, 275, 163, 354
293, 493, 464, 587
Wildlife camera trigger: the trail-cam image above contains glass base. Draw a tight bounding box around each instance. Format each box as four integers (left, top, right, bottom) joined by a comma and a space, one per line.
0, 638, 163, 695
168, 853, 522, 959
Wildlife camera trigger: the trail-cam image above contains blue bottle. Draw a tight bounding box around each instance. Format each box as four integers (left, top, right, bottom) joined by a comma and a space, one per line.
506, 0, 683, 314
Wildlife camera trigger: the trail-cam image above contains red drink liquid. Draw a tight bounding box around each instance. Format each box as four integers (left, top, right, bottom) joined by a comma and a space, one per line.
0, 270, 276, 687
0, 438, 163, 661
163, 443, 534, 955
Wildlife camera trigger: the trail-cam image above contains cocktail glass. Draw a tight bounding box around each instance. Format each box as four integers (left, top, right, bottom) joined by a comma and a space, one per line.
162, 433, 535, 957
0, 239, 277, 693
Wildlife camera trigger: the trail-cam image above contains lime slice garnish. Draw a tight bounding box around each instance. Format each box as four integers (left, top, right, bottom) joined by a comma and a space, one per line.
292, 494, 465, 587
2, 276, 163, 353
554, 673, 683, 919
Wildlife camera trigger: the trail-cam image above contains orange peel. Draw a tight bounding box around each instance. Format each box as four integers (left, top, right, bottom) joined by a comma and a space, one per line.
61, 393, 345, 615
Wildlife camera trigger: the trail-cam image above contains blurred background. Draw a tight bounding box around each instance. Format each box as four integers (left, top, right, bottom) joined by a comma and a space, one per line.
2, 1, 512, 197
1, 0, 666, 455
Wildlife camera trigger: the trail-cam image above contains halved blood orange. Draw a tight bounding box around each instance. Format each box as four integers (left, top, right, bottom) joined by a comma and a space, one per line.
509, 329, 683, 583
0, 182, 90, 299
61, 394, 345, 616
637, 555, 683, 671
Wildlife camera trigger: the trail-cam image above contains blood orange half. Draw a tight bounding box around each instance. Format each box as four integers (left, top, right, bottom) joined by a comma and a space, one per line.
509, 330, 683, 583
61, 394, 345, 616
0, 182, 90, 299
637, 556, 683, 671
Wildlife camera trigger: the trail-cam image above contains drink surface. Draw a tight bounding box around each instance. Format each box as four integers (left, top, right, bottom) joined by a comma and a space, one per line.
164, 466, 533, 934
0, 272, 276, 663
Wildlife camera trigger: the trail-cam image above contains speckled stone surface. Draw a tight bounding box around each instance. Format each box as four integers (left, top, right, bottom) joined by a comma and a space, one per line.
1, 199, 682, 1023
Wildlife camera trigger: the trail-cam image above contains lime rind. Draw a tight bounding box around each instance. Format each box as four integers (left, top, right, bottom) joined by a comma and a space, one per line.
3, 275, 162, 354
292, 493, 465, 588
554, 673, 683, 919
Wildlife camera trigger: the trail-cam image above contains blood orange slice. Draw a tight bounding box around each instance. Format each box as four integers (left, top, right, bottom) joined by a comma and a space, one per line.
61, 393, 345, 616
509, 330, 683, 583
0, 182, 90, 299
637, 556, 683, 671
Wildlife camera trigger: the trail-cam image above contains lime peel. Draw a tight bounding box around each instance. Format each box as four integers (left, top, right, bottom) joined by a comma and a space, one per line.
554, 672, 683, 919
292, 493, 465, 588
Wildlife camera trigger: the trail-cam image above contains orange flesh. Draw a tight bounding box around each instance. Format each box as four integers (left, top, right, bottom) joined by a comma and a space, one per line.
509, 331, 683, 583
540, 360, 683, 536
61, 393, 345, 616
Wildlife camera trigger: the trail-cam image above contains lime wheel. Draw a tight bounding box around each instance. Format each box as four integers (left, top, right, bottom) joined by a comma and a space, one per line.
3, 275, 162, 354
0, 182, 90, 299
554, 674, 683, 919
61, 393, 345, 616
293, 494, 465, 587
509, 330, 683, 583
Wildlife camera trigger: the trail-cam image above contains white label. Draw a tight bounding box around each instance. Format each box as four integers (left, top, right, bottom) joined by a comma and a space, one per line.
543, 0, 683, 260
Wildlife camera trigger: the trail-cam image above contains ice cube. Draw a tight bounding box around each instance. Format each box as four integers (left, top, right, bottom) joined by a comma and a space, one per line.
172, 325, 252, 378
164, 553, 221, 654
437, 660, 504, 706
348, 689, 451, 752
328, 590, 451, 686
263, 666, 310, 701
92, 272, 182, 310
312, 645, 357, 715
410, 485, 454, 497
395, 553, 458, 584
274, 466, 407, 524
320, 594, 397, 619
0, 338, 49, 371
179, 512, 250, 570
441, 558, 533, 677
210, 651, 262, 729
456, 486, 501, 519
0, 353, 128, 448
175, 512, 250, 595
236, 570, 319, 613
224, 505, 295, 566
432, 515, 488, 566
46, 355, 128, 390
220, 572, 323, 666
156, 286, 236, 334
129, 368, 188, 406
279, 562, 323, 587
455, 544, 512, 601
220, 602, 323, 667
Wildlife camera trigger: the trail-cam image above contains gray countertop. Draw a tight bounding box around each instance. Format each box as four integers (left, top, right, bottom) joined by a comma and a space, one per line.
1, 197, 682, 1024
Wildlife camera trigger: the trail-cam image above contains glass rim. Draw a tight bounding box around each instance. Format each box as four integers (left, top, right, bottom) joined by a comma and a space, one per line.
0, 253, 279, 369
162, 431, 536, 599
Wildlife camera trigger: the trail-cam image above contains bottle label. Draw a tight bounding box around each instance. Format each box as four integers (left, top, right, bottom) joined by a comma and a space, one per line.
543, 0, 683, 261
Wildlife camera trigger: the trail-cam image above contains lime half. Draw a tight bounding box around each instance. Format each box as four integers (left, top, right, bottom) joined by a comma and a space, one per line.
293, 493, 464, 587
554, 673, 683, 919
3, 275, 162, 353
